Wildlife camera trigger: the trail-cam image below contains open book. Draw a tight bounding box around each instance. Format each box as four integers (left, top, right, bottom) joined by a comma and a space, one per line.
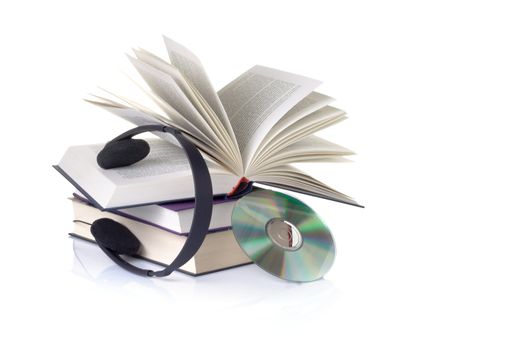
86, 36, 360, 207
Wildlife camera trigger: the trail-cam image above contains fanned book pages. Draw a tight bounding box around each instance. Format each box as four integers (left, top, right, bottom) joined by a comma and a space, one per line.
79, 36, 361, 207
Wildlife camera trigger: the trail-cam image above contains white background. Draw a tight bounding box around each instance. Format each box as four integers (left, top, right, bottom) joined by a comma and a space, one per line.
1, 1, 524, 349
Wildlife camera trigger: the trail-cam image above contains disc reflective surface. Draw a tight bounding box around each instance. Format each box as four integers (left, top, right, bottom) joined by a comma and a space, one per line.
231, 188, 335, 282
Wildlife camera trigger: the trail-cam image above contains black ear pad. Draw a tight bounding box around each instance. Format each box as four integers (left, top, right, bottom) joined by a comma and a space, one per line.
90, 218, 141, 255
97, 139, 150, 169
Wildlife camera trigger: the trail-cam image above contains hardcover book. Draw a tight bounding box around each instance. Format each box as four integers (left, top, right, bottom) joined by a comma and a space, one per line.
70, 197, 251, 276
56, 36, 360, 208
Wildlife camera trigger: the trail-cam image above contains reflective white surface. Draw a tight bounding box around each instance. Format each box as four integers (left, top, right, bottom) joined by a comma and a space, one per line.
1, 1, 525, 349
70, 238, 338, 312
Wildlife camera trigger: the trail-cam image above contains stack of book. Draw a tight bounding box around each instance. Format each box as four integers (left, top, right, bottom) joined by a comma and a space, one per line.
56, 136, 253, 275
68, 192, 252, 276
55, 37, 360, 277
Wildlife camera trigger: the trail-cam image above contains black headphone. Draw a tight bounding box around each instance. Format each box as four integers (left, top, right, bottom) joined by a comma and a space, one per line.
90, 124, 213, 277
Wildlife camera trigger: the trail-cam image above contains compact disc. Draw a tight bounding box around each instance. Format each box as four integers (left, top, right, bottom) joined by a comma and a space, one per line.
231, 188, 335, 282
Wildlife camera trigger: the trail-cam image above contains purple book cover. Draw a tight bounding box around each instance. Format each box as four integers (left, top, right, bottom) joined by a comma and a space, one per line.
159, 196, 236, 211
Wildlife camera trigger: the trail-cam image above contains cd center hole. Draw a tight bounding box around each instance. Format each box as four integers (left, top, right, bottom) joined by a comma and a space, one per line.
265, 218, 303, 251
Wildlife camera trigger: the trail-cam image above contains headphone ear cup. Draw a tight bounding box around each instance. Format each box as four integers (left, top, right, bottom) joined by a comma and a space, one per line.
97, 139, 150, 169
90, 218, 141, 255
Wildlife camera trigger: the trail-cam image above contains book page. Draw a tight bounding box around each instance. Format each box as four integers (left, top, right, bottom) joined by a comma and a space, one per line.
248, 107, 346, 175
218, 65, 321, 169
128, 56, 218, 139
253, 155, 350, 173
163, 36, 236, 143
251, 165, 359, 206
264, 92, 334, 142
133, 48, 242, 173
87, 92, 208, 142
250, 91, 334, 165
250, 135, 353, 174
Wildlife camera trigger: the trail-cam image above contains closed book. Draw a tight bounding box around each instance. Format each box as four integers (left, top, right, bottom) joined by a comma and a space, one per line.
74, 193, 236, 234
70, 197, 251, 276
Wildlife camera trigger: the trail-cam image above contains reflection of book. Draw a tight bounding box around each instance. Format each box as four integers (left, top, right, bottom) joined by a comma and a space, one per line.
76, 36, 360, 208
69, 197, 251, 276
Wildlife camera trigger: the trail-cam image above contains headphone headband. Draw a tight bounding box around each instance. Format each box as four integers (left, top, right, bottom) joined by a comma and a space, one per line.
93, 125, 213, 277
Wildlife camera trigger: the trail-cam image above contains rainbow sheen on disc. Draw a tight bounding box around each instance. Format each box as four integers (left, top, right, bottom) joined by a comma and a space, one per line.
231, 188, 335, 282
